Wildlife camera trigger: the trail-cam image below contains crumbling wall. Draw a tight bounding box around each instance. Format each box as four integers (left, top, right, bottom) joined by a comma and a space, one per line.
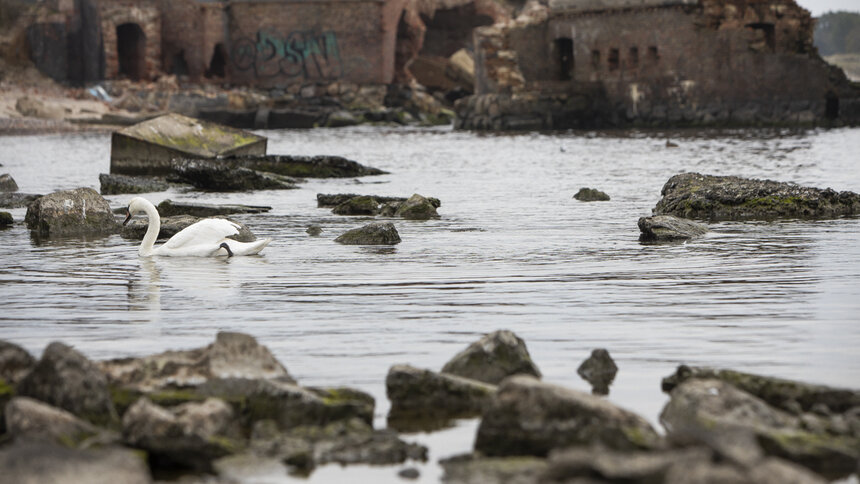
100, 0, 161, 80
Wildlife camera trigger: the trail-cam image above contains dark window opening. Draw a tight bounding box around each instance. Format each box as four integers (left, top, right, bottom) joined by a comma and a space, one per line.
608, 48, 619, 71
629, 46, 639, 69
556, 37, 574, 81
826, 92, 839, 119
647, 46, 659, 64
591, 49, 601, 69
116, 23, 146, 81
206, 43, 227, 78
746, 23, 775, 52
170, 50, 188, 76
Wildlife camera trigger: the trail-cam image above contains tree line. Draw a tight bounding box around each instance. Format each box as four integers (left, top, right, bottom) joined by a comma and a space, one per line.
815, 11, 860, 55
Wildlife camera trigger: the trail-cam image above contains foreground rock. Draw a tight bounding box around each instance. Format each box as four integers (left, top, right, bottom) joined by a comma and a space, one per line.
386, 364, 496, 431
475, 376, 661, 457
573, 187, 610, 201
156, 199, 271, 217
121, 214, 256, 242
0, 174, 18, 192
335, 222, 401, 245
654, 172, 860, 220
4, 396, 117, 447
638, 215, 709, 242
441, 330, 541, 385
171, 158, 299, 191
0, 192, 41, 209
441, 454, 548, 484
576, 348, 618, 395
24, 188, 118, 237
660, 377, 859, 479
17, 342, 118, 426
224, 154, 387, 178
0, 340, 36, 385
99, 173, 169, 195
0, 441, 152, 484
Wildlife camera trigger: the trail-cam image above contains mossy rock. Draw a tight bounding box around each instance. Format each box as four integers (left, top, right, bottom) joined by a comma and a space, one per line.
332, 196, 379, 216
573, 187, 610, 202
335, 222, 401, 245
394, 194, 439, 220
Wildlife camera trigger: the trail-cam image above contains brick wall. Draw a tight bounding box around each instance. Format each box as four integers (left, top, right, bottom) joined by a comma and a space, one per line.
101, 0, 161, 80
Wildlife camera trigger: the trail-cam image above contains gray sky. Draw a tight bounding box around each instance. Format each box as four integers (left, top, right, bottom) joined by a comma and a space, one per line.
795, 0, 860, 16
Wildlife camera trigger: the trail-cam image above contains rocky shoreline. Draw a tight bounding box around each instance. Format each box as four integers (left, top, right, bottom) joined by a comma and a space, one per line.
1, 330, 857, 483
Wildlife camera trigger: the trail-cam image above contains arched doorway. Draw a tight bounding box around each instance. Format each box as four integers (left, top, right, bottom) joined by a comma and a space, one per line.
116, 23, 146, 80
206, 43, 227, 79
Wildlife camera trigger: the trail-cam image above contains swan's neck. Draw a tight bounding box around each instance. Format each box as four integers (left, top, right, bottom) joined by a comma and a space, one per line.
139, 201, 161, 257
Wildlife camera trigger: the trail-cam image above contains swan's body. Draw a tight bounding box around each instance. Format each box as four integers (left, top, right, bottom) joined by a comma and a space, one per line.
124, 197, 271, 257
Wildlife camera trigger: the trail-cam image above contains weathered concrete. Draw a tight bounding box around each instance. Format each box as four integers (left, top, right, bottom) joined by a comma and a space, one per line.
638, 214, 709, 241
156, 199, 271, 217
121, 215, 257, 242
654, 172, 860, 220
170, 158, 299, 191
335, 222, 401, 245
441, 330, 541, 385
110, 113, 267, 176
0, 174, 18, 192
573, 187, 610, 201
98, 173, 169, 195
24, 188, 118, 237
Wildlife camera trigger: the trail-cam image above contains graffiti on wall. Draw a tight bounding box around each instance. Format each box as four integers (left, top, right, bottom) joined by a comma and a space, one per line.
232, 30, 343, 80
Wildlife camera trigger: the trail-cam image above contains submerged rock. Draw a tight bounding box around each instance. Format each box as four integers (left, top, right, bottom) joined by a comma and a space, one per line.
0, 192, 41, 209
0, 441, 152, 484
576, 348, 618, 395
653, 172, 860, 220
394, 194, 439, 220
171, 158, 299, 191
335, 222, 401, 245
0, 174, 18, 192
332, 196, 380, 216
573, 187, 610, 201
475, 375, 661, 457
4, 396, 117, 447
317, 193, 440, 208
638, 214, 709, 241
306, 224, 322, 236
156, 199, 271, 217
441, 330, 541, 385
99, 173, 168, 195
17, 342, 117, 426
0, 211, 12, 226
24, 188, 118, 237
120, 214, 256, 242
386, 364, 496, 431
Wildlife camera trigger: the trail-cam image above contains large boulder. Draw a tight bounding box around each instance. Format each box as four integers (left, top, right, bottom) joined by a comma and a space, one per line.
24, 188, 118, 237
156, 199, 271, 217
441, 330, 541, 385
4, 397, 117, 447
98, 174, 168, 195
475, 376, 662, 457
394, 194, 439, 220
660, 378, 859, 479
171, 159, 299, 191
0, 174, 18, 192
120, 215, 256, 242
335, 222, 401, 245
638, 214, 708, 242
386, 364, 496, 431
0, 441, 152, 484
16, 342, 117, 426
653, 172, 860, 220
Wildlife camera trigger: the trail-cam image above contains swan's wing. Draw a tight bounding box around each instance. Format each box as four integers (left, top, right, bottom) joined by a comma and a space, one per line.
162, 218, 240, 250
222, 238, 272, 256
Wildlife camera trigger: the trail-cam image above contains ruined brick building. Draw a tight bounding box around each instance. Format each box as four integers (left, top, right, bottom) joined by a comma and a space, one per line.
456, 0, 860, 128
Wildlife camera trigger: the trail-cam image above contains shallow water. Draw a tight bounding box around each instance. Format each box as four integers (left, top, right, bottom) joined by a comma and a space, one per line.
1, 126, 859, 482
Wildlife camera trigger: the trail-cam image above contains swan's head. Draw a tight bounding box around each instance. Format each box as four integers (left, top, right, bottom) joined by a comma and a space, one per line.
123, 197, 148, 226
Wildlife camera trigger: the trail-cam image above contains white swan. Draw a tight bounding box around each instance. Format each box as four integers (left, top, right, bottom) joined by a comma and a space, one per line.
123, 197, 271, 257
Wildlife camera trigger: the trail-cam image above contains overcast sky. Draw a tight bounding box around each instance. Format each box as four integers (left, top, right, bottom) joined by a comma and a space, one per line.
795, 0, 860, 16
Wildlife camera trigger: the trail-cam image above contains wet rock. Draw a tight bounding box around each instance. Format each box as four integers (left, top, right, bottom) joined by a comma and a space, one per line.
335, 222, 401, 245
17, 342, 117, 426
156, 199, 271, 217
0, 211, 12, 227
398, 467, 420, 479
24, 188, 118, 237
0, 192, 41, 209
225, 154, 386, 178
576, 348, 618, 395
325, 110, 361, 128
661, 365, 860, 415
441, 330, 541, 385
475, 375, 661, 457
0, 174, 18, 192
0, 340, 35, 385
638, 214, 709, 241
386, 364, 496, 431
317, 193, 440, 208
653, 172, 860, 220
4, 396, 118, 447
100, 332, 294, 394
394, 194, 439, 220
440, 453, 548, 484
171, 158, 299, 191
332, 196, 380, 216
573, 187, 610, 201
122, 397, 241, 469
98, 173, 168, 195
0, 441, 152, 484
306, 224, 322, 236
660, 378, 859, 479
121, 215, 257, 242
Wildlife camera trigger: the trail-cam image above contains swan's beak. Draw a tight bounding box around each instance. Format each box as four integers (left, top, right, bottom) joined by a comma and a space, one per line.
122, 209, 132, 226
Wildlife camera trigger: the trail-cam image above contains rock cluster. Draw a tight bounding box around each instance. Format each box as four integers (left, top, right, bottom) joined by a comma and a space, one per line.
321, 193, 441, 220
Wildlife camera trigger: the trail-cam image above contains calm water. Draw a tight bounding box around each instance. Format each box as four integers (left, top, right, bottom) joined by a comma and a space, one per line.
1, 126, 859, 482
